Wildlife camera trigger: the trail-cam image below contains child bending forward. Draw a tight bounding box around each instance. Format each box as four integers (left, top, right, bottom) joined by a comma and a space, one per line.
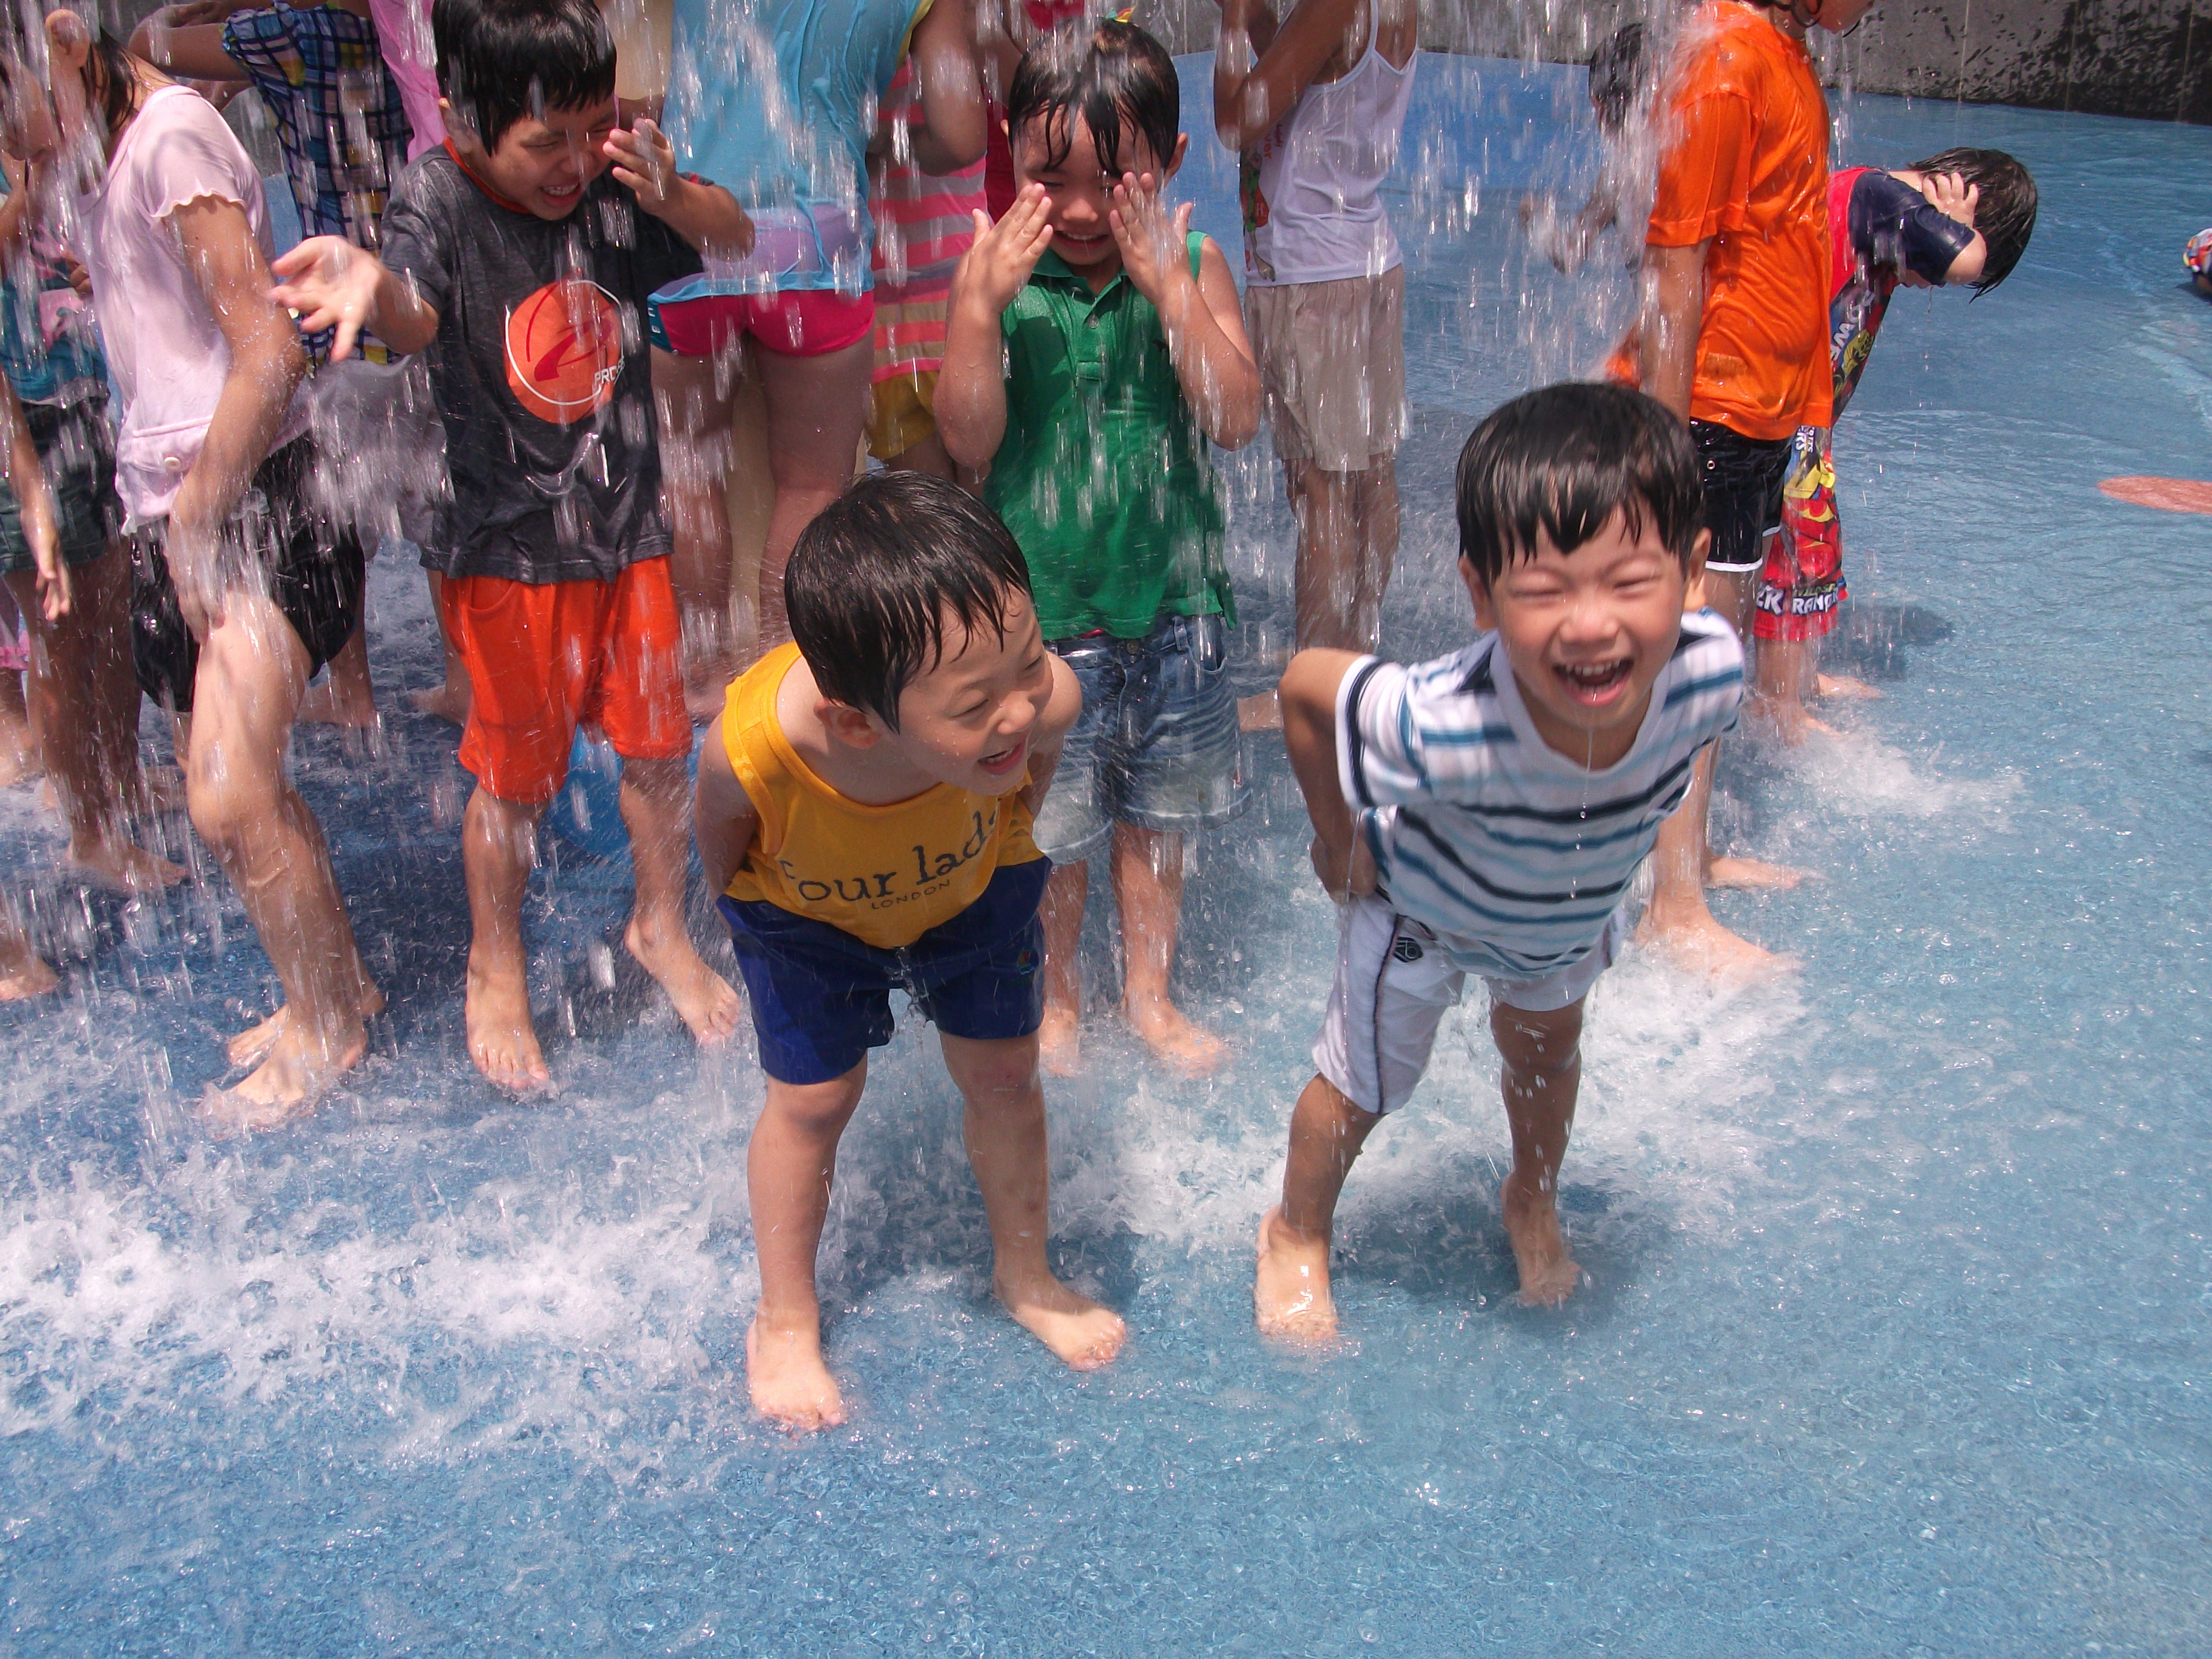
1257, 383, 1744, 1331
694, 471, 1124, 1433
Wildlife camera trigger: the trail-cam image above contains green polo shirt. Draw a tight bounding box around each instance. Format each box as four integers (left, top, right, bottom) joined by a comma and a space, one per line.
984, 234, 1232, 642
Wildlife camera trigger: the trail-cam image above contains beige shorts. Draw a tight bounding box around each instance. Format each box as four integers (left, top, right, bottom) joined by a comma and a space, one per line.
1244, 267, 1407, 473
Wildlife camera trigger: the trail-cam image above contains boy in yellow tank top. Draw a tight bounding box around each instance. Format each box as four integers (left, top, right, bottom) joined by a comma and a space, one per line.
694, 471, 1125, 1432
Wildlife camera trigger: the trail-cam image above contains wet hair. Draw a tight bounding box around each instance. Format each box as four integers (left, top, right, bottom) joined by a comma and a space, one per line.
0, 5, 139, 145
1908, 146, 2038, 292
432, 0, 615, 153
1588, 22, 1649, 135
1005, 18, 1179, 179
785, 471, 1035, 732
1456, 382, 1703, 587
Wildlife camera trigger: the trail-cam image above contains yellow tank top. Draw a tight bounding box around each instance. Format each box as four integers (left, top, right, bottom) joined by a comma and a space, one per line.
720, 643, 1046, 949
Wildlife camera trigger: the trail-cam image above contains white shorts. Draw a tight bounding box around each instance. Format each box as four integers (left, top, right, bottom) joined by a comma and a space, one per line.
1311, 894, 1625, 1116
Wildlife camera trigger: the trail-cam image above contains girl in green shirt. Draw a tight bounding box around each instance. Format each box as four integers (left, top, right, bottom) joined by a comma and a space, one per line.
938, 19, 1261, 1079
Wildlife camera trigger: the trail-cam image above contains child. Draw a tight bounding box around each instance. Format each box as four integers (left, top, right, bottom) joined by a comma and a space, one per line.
937, 19, 1262, 1078
2, 9, 377, 1117
269, 0, 743, 1092
1520, 21, 1654, 278
1254, 382, 1744, 1331
653, 0, 984, 678
694, 470, 1122, 1432
1634, 0, 1870, 976
864, 36, 988, 479
132, 0, 421, 727
1213, 0, 1416, 665
0, 158, 182, 893
1754, 149, 2038, 732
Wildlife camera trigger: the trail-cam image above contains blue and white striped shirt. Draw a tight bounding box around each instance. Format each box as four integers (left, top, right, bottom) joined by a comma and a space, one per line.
1336, 613, 1745, 978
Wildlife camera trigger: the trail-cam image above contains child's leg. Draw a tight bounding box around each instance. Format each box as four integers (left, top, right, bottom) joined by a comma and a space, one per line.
80, 545, 159, 813
1352, 456, 1401, 650
939, 1029, 1126, 1368
750, 335, 872, 649
1038, 859, 1087, 1076
1255, 1072, 1382, 1341
1111, 822, 1226, 1076
188, 595, 371, 1118
1638, 748, 1792, 976
653, 345, 741, 711
0, 578, 36, 787
406, 572, 473, 725
747, 1060, 869, 1431
1489, 997, 1587, 1305
0, 900, 57, 1000
4, 560, 180, 892
616, 752, 741, 1044
461, 785, 552, 1093
298, 619, 377, 727
1289, 461, 1363, 651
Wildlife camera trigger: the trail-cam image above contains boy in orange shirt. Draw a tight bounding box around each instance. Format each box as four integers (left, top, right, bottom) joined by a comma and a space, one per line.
1634, 0, 1869, 976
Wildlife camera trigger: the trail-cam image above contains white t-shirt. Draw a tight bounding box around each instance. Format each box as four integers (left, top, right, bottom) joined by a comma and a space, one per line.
73, 85, 308, 524
1336, 610, 1745, 977
1242, 42, 1416, 287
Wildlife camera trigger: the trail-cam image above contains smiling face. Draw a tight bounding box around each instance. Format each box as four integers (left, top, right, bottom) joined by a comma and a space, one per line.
448, 94, 615, 219
1466, 506, 1709, 769
1008, 111, 1183, 282
880, 590, 1058, 797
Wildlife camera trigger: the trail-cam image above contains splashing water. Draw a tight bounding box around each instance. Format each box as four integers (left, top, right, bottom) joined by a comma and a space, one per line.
1, 53, 2210, 1656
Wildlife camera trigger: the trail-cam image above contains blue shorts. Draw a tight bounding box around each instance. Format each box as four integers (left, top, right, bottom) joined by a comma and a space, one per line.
719, 857, 1051, 1085
1031, 612, 1250, 862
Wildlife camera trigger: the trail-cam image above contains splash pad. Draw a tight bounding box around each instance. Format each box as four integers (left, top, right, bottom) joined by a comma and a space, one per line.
2, 56, 2209, 1655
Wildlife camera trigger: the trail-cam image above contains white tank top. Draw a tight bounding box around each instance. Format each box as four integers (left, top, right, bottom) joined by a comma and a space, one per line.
1241, 42, 1416, 287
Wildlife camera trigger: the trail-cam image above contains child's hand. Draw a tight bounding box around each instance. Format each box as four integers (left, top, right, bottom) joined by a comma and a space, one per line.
606, 118, 679, 215
1923, 170, 1979, 230
1309, 833, 1376, 901
26, 514, 68, 624
1108, 171, 1195, 307
954, 184, 1056, 316
267, 235, 382, 363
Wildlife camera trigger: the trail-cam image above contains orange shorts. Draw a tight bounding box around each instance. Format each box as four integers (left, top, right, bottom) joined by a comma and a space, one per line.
442, 557, 689, 805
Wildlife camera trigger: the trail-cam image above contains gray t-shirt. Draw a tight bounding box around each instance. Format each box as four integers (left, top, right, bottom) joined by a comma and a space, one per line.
381, 149, 701, 584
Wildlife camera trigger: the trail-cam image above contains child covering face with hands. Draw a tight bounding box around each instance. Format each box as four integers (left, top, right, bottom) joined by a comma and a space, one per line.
936, 18, 1262, 1082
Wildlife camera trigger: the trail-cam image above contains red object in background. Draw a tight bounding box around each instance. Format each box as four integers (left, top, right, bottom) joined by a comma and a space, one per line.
2099, 476, 2212, 515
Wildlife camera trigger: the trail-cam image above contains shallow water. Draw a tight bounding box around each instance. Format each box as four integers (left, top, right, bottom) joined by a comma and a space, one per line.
4, 57, 2210, 1655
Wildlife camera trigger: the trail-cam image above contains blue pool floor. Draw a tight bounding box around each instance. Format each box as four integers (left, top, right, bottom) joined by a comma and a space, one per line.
2, 57, 2210, 1657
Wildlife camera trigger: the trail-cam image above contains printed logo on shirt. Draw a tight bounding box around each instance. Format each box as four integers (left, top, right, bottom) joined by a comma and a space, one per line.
504, 278, 622, 425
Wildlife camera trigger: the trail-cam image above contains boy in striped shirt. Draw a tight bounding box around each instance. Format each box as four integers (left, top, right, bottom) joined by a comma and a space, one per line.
1257, 383, 1744, 1328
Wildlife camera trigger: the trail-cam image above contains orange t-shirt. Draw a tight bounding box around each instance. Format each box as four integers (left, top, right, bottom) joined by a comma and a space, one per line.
1646, 2, 1832, 439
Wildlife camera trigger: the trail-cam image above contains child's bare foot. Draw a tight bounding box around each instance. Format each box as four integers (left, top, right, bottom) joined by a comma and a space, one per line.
1637, 900, 1796, 983
1237, 690, 1282, 732
1815, 673, 1880, 701
204, 1012, 367, 1131
406, 682, 471, 726
624, 916, 743, 1045
465, 950, 552, 1093
1126, 992, 1226, 1077
1038, 1003, 1081, 1076
68, 834, 186, 895
295, 682, 380, 729
746, 1314, 846, 1432
1500, 1174, 1581, 1306
227, 977, 386, 1067
1705, 856, 1811, 891
0, 943, 59, 1002
1253, 1205, 1338, 1343
994, 1270, 1126, 1370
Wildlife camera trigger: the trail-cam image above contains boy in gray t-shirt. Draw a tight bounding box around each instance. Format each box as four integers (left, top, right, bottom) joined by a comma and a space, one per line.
272, 0, 755, 1093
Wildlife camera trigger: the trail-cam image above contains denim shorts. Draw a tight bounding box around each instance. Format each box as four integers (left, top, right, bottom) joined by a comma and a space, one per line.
1032, 611, 1250, 861
719, 857, 1050, 1085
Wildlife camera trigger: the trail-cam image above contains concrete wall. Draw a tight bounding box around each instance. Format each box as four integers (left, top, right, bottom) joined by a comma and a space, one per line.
1138, 0, 2212, 124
